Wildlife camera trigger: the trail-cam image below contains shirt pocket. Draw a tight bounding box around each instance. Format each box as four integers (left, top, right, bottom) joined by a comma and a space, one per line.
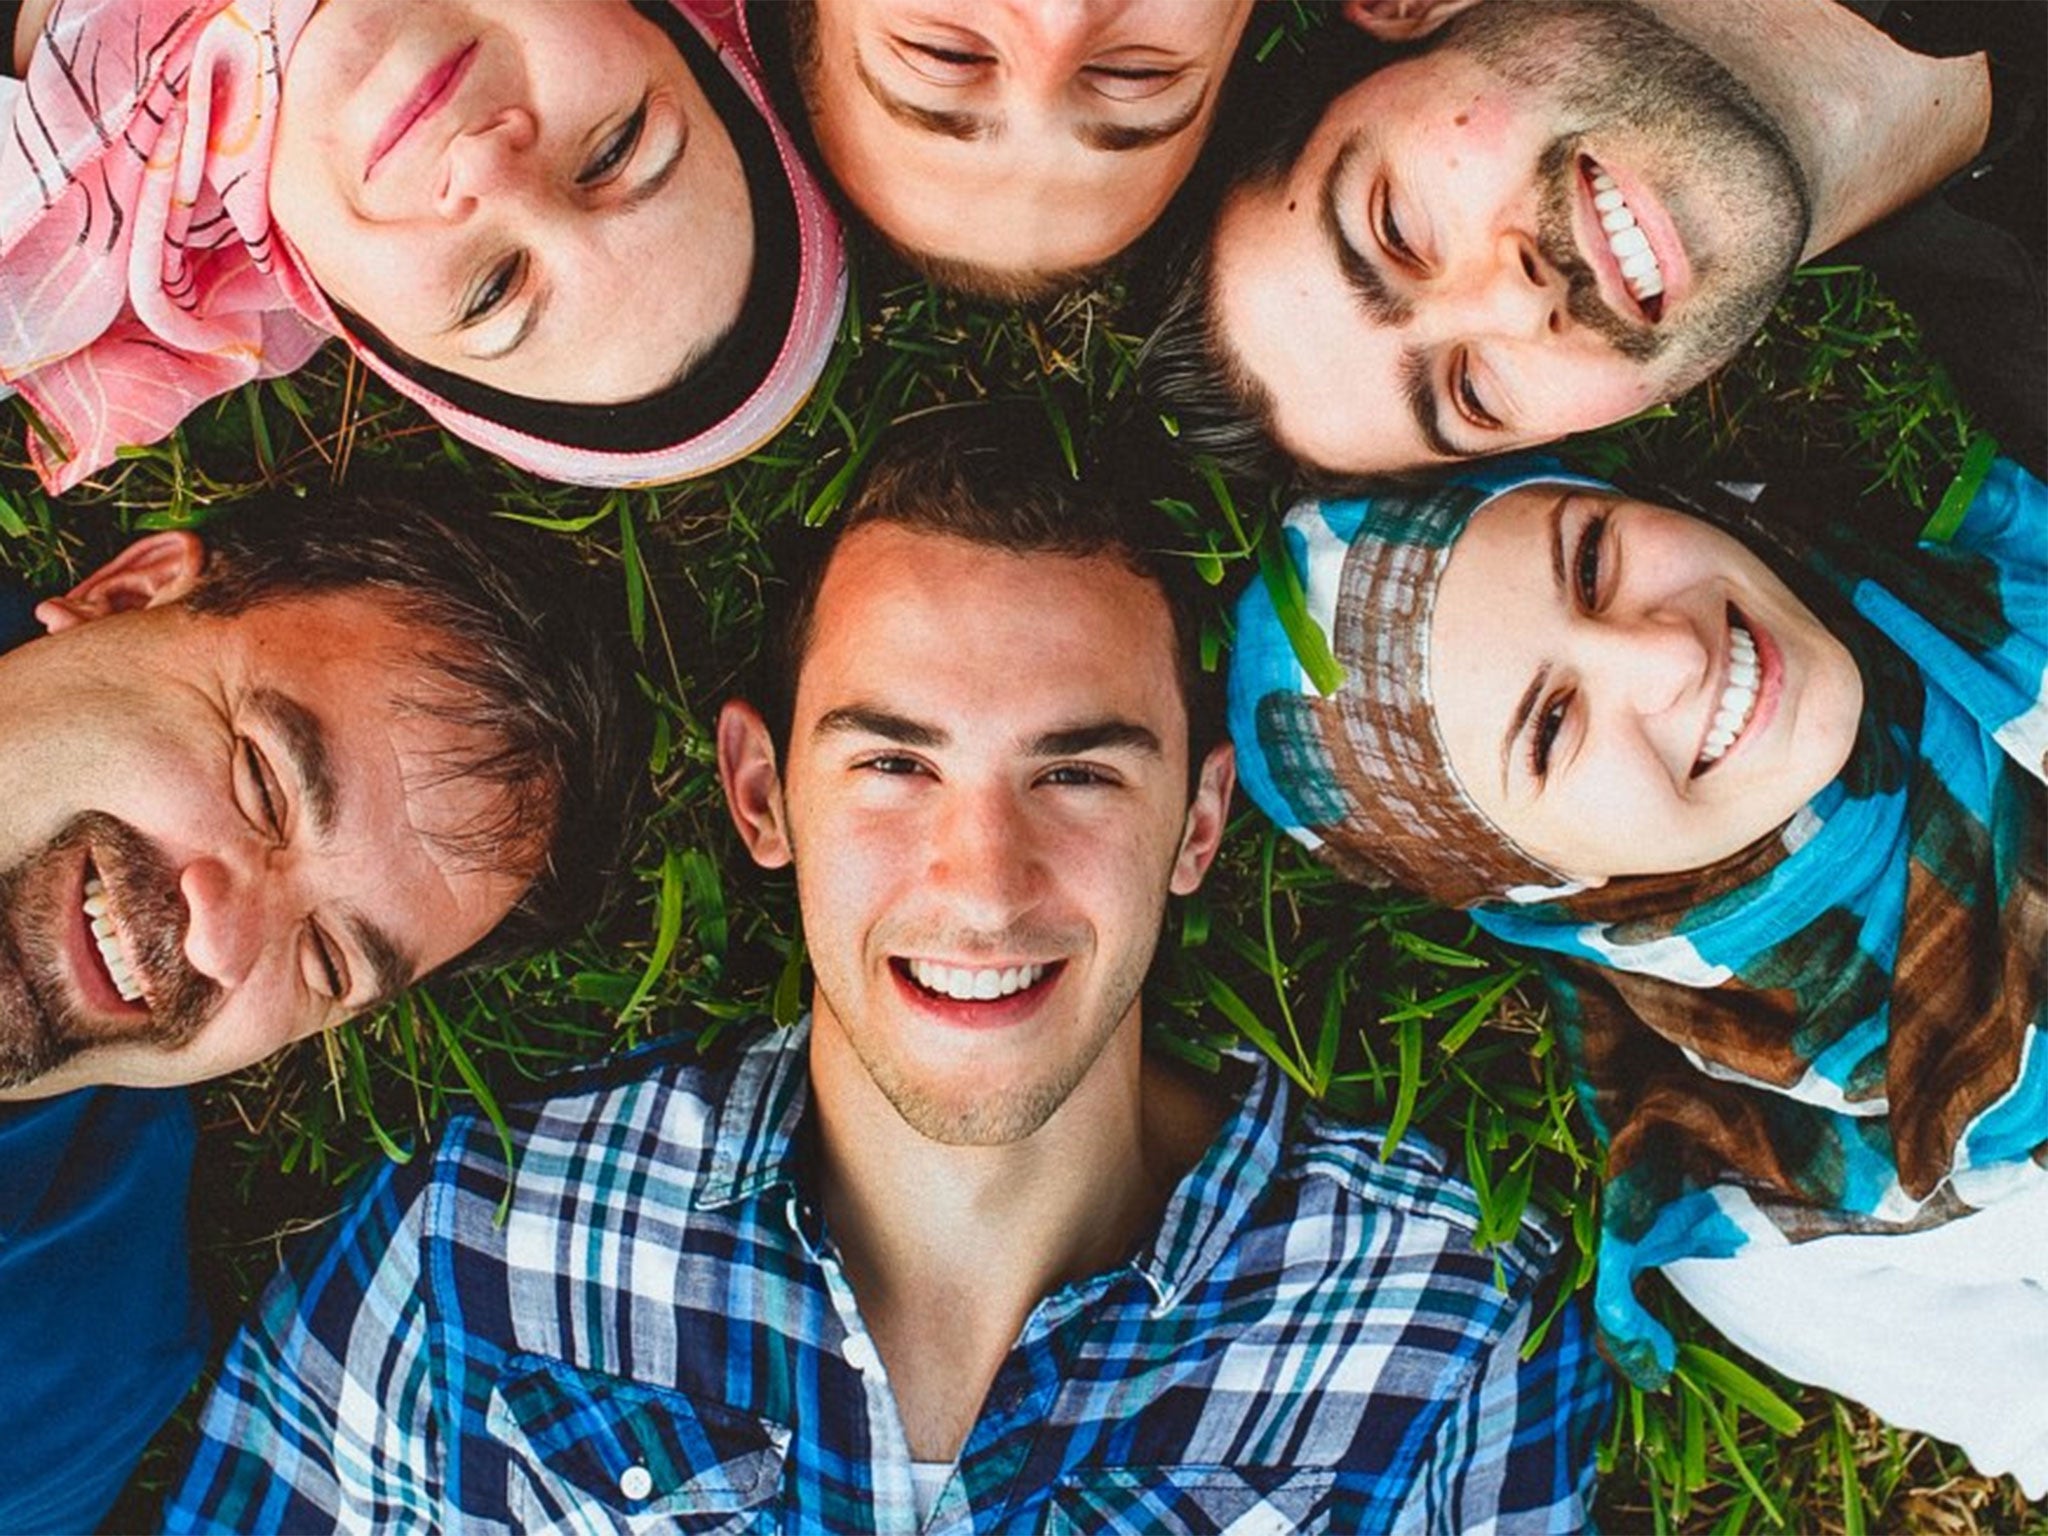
1040, 1466, 1337, 1536
486, 1352, 788, 1535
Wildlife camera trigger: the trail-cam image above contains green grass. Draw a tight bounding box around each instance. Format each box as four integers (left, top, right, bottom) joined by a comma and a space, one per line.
4, 136, 2042, 1536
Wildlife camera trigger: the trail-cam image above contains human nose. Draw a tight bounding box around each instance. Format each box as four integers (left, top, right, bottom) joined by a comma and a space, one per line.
178, 852, 281, 990
1442, 229, 1567, 341
926, 786, 1046, 929
1580, 606, 1709, 720
1007, 0, 1100, 88
435, 106, 540, 219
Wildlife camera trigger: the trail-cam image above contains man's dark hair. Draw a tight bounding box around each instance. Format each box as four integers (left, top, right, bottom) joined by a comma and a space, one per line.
185, 491, 647, 972
758, 409, 1224, 788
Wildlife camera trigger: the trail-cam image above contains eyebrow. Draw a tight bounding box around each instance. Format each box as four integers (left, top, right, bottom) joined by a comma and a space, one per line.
469, 125, 689, 364
1548, 490, 1571, 593
1076, 91, 1205, 153
812, 706, 1161, 760
1318, 137, 1409, 328
1027, 719, 1162, 757
1501, 665, 1550, 799
343, 911, 418, 1013
247, 688, 337, 837
853, 49, 1205, 153
814, 705, 948, 747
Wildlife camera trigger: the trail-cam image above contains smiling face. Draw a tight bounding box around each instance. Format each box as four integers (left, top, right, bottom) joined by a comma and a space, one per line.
1210, 1, 1807, 476
1428, 485, 1863, 882
797, 0, 1252, 282
0, 538, 532, 1096
719, 524, 1230, 1145
269, 0, 752, 403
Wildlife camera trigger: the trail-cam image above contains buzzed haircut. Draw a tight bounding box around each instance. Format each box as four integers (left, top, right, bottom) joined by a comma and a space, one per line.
758, 409, 1222, 785
187, 491, 648, 970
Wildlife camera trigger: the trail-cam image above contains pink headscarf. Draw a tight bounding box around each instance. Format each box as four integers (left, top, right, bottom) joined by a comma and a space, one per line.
0, 0, 844, 493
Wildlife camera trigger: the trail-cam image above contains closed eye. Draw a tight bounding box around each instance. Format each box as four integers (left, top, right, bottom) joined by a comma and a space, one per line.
899, 36, 995, 80
580, 99, 647, 187
1375, 182, 1418, 268
305, 924, 347, 1001
460, 251, 527, 326
239, 737, 285, 839
1452, 351, 1502, 431
1082, 61, 1185, 101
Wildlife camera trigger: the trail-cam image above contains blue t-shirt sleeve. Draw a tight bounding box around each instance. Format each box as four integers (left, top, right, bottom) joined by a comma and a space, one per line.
0, 1088, 207, 1533
0, 577, 40, 652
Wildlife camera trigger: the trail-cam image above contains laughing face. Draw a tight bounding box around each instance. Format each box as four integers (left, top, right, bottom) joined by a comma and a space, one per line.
269, 0, 752, 403
1427, 485, 1863, 882
1210, 0, 1808, 476
0, 535, 531, 1096
718, 523, 1231, 1146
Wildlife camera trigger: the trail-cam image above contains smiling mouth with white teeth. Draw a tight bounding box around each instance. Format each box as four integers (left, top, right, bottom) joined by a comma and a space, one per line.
902, 958, 1052, 1003
1693, 611, 1761, 776
1585, 158, 1665, 319
82, 870, 147, 1004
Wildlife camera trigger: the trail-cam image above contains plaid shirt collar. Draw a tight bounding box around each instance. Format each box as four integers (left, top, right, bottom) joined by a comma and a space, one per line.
693, 1016, 1290, 1310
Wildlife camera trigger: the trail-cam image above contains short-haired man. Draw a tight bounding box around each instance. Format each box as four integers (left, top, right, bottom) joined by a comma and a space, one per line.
168, 421, 1610, 1533
1142, 0, 2039, 482
0, 495, 642, 1534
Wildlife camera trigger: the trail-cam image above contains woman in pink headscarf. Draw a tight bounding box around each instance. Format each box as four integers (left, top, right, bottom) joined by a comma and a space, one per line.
0, 0, 843, 492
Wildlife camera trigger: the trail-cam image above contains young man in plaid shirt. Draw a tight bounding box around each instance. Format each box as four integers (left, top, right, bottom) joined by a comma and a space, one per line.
169, 419, 1611, 1534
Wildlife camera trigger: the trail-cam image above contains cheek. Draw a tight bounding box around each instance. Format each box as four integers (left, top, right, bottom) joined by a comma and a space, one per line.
1405, 92, 1528, 190
312, 232, 449, 335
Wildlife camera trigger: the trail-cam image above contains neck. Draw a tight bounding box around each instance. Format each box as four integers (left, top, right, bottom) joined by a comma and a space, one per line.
1638, 0, 1991, 259
808, 1006, 1224, 1461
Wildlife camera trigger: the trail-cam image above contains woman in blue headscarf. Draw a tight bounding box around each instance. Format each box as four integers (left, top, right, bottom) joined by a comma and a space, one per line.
1228, 454, 2048, 1494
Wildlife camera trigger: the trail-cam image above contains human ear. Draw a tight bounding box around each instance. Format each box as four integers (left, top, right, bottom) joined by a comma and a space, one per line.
716, 700, 793, 870
1340, 0, 1483, 43
1170, 743, 1237, 896
34, 531, 205, 633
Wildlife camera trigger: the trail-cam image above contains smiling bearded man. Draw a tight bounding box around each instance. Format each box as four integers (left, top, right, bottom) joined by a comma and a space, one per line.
1143, 0, 2023, 484
0, 494, 642, 1534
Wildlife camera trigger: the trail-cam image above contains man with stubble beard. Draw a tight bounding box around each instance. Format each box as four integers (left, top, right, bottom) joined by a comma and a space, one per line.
0, 495, 642, 1533
1143, 0, 2040, 483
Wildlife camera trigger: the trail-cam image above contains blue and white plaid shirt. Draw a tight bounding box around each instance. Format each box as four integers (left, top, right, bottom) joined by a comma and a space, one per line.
168, 1020, 1610, 1534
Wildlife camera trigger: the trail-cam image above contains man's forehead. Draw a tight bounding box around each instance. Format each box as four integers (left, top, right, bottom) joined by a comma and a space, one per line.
801, 523, 1180, 701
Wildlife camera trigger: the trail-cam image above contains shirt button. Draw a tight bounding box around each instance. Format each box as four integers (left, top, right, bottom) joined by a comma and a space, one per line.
842, 1331, 881, 1374
619, 1464, 654, 1501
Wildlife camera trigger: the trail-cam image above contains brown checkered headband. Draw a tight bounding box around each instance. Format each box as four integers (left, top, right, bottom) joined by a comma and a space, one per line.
1228, 466, 1616, 909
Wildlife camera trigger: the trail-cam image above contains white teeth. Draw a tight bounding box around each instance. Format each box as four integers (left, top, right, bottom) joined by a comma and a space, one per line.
906, 958, 1048, 1002
1589, 166, 1665, 304
1695, 623, 1761, 770
81, 875, 144, 1003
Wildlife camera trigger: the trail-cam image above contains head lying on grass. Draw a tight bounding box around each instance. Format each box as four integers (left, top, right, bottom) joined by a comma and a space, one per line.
0, 492, 644, 1098
0, 0, 844, 491
1229, 456, 2048, 1390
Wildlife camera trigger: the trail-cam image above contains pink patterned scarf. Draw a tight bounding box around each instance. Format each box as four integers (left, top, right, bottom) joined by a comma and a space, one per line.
1, 0, 326, 493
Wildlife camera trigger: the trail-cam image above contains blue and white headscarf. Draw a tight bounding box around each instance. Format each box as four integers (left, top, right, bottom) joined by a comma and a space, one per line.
1231, 457, 2048, 1385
